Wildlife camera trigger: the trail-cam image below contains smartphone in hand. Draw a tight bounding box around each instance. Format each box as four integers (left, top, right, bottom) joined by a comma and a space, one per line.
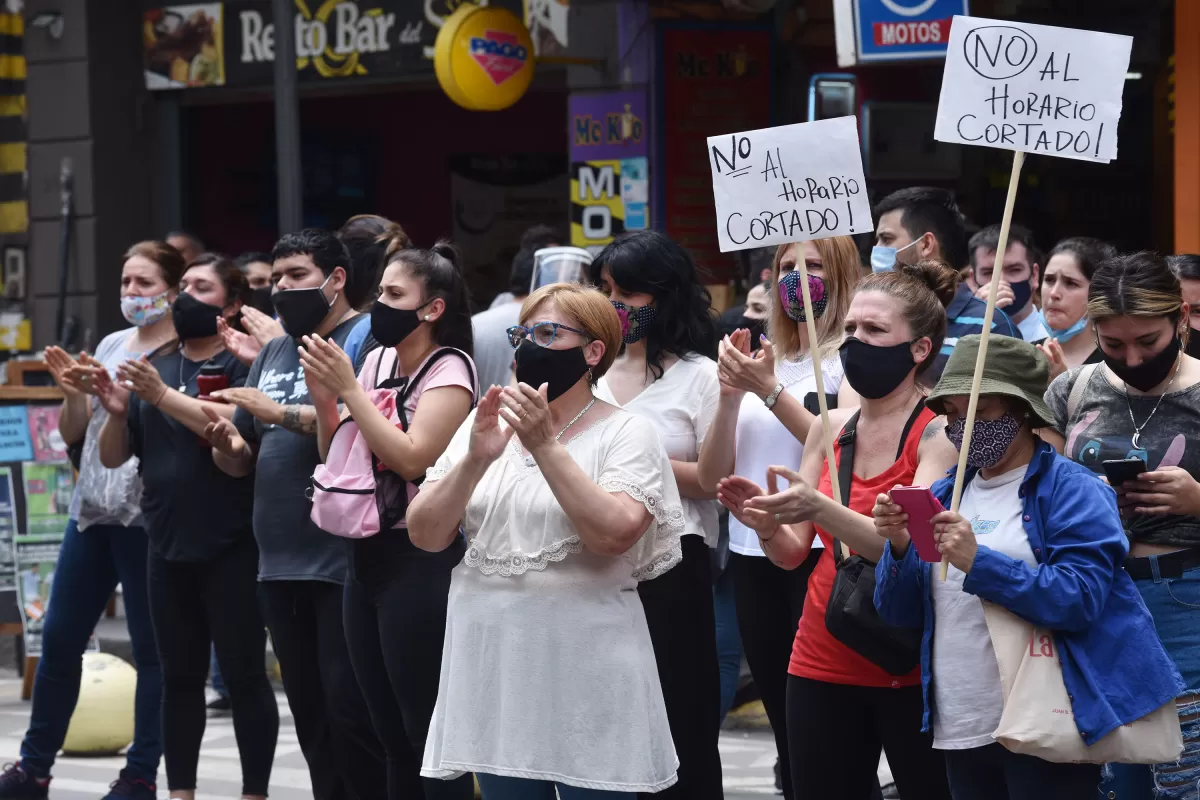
888, 486, 945, 563
1102, 457, 1147, 487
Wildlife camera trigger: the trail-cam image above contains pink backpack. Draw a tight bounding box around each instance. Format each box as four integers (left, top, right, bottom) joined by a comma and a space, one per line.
310, 347, 476, 539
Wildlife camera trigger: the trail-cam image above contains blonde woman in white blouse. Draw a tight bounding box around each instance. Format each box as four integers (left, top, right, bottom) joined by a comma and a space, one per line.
697, 236, 862, 800
589, 230, 723, 800
408, 283, 683, 799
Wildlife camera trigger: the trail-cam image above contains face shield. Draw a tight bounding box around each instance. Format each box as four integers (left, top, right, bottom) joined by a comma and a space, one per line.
530, 247, 594, 293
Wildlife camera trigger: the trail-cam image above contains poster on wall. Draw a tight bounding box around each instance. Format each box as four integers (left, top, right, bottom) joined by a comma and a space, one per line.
0, 467, 18, 593
569, 91, 648, 255
27, 406, 67, 463
143, 0, 527, 90
525, 0, 569, 56
659, 26, 773, 280
450, 154, 568, 306
14, 462, 74, 655
143, 4, 225, 89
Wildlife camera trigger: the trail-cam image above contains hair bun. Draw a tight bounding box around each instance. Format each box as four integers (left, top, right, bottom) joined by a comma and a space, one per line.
431, 239, 462, 271
899, 259, 959, 309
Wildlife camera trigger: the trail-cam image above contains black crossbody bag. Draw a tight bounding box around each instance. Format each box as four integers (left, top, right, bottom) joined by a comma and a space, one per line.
823, 403, 925, 676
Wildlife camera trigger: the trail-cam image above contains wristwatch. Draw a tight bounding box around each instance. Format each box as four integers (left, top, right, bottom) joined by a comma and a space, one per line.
762, 382, 785, 410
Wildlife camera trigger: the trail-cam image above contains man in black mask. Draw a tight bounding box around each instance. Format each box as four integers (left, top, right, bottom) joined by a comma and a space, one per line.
203, 229, 385, 798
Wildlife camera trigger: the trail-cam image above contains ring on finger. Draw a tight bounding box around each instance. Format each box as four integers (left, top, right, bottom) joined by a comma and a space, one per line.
774, 513, 783, 522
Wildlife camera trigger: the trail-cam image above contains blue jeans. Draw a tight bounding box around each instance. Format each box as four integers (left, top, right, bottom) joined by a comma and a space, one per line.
1101, 560, 1200, 800
476, 773, 635, 799
713, 565, 742, 723
210, 647, 226, 697
20, 520, 161, 781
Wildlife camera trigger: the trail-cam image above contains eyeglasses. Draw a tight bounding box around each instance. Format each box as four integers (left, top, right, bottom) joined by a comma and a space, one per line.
507, 322, 590, 349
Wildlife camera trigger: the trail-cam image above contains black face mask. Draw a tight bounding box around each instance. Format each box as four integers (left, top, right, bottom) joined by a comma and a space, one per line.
513, 340, 590, 401
1186, 329, 1200, 360
249, 287, 275, 316
172, 292, 223, 341
272, 275, 335, 338
838, 337, 917, 400
1104, 334, 1181, 393
370, 299, 429, 348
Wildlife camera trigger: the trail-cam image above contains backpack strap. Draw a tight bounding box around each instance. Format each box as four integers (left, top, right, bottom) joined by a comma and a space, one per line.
1066, 363, 1098, 425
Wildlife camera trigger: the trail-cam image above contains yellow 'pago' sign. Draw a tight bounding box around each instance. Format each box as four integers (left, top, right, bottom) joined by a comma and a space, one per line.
434, 4, 535, 111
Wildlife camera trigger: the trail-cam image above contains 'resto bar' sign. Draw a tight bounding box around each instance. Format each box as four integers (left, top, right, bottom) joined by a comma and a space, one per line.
143, 0, 525, 90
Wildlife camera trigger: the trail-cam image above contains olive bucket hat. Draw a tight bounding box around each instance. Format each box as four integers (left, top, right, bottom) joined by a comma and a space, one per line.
925, 334, 1056, 429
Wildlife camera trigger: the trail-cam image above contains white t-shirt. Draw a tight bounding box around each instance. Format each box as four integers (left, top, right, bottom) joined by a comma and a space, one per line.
1016, 307, 1050, 342
729, 353, 844, 556
931, 465, 1037, 750
595, 355, 720, 548
421, 409, 681, 791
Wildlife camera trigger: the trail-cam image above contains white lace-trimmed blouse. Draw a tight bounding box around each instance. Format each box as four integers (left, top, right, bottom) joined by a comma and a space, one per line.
420, 407, 684, 792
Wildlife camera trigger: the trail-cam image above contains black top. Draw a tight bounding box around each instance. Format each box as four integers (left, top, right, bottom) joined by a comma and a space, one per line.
234, 316, 361, 583
127, 349, 254, 563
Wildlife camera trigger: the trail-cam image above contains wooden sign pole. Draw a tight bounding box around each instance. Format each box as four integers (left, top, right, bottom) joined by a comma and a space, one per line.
795, 258, 850, 560
940, 149, 1026, 580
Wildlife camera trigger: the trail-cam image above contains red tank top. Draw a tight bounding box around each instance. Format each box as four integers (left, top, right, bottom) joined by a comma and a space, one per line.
788, 406, 935, 688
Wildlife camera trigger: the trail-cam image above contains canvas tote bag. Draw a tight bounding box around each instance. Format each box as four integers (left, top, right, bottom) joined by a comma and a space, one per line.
981, 601, 1182, 764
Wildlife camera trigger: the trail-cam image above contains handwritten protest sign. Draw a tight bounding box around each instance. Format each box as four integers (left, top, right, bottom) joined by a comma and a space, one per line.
934, 17, 1132, 163
707, 116, 873, 253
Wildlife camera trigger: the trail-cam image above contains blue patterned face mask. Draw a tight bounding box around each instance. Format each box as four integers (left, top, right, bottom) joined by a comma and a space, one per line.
945, 413, 1023, 469
611, 301, 656, 344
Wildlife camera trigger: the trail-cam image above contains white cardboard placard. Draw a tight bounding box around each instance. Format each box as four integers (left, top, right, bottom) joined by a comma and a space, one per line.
707, 116, 873, 254
934, 16, 1132, 163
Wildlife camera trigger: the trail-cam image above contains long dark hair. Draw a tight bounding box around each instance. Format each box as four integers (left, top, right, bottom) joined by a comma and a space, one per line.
339, 215, 411, 311
590, 230, 718, 378
1049, 237, 1118, 282
386, 239, 474, 356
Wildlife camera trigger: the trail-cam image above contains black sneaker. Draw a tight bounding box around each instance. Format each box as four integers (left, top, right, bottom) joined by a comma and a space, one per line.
102, 770, 156, 800
0, 763, 49, 799
206, 693, 231, 716
774, 757, 783, 794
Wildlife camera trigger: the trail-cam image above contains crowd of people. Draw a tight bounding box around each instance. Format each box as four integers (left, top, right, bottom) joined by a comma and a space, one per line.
0, 183, 1198, 800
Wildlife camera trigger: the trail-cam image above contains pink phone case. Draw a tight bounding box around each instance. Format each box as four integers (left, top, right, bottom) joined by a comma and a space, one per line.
889, 486, 945, 563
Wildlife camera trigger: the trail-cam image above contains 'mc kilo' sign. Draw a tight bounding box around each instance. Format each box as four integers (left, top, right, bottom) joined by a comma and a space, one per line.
934, 17, 1132, 163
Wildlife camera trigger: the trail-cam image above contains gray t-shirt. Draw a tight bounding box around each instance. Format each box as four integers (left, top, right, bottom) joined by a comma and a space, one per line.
1046, 364, 1200, 546
233, 315, 361, 583
470, 301, 521, 390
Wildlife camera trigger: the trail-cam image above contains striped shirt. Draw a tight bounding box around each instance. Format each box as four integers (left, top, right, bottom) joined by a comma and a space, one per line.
926, 285, 1022, 385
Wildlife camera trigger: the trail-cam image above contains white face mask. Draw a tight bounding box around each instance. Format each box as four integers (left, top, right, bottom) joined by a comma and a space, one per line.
120, 291, 172, 327
870, 238, 922, 273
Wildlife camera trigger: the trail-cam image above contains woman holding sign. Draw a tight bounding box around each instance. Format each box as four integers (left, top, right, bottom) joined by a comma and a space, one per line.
1046, 253, 1200, 799
714, 261, 961, 800
873, 335, 1180, 800
697, 236, 859, 800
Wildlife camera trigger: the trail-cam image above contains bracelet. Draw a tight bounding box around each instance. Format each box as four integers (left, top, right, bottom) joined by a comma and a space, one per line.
762, 382, 785, 410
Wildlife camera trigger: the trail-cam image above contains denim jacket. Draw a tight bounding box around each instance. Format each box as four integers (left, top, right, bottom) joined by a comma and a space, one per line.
874, 440, 1183, 745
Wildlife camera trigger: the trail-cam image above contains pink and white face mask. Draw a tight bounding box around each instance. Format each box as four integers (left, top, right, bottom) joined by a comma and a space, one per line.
120, 291, 172, 327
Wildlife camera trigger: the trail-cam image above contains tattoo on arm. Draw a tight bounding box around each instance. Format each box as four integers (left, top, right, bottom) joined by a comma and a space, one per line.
921, 416, 946, 443
280, 405, 317, 435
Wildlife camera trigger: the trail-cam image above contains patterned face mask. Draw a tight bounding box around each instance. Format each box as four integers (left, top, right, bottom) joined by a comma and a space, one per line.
778, 271, 827, 322
611, 301, 656, 344
120, 291, 172, 327
945, 413, 1023, 469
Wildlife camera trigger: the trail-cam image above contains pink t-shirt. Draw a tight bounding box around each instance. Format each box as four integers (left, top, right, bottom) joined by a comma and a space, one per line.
356, 346, 477, 425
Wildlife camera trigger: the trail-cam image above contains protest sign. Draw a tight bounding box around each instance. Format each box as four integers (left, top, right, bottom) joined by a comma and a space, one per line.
707, 116, 873, 253
934, 16, 1132, 163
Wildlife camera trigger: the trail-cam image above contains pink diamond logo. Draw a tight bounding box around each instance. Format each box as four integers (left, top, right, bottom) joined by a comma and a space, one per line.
469, 31, 528, 85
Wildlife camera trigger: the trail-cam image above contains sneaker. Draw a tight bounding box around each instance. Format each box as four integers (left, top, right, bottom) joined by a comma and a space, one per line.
774, 757, 783, 795
0, 763, 49, 799
102, 770, 156, 800
206, 692, 232, 716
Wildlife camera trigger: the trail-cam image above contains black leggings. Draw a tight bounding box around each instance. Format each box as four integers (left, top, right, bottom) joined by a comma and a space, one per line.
343, 533, 473, 800
637, 535, 724, 800
786, 675, 950, 800
730, 550, 818, 800
147, 536, 279, 795
260, 579, 385, 800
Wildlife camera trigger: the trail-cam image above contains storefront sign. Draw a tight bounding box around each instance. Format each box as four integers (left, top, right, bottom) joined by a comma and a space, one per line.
143, 0, 525, 90
434, 4, 534, 110
569, 91, 648, 252
708, 117, 872, 252
934, 17, 1132, 163
659, 25, 772, 280
852, 0, 968, 63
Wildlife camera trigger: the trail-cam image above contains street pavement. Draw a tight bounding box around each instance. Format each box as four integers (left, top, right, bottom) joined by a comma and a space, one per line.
0, 676, 782, 799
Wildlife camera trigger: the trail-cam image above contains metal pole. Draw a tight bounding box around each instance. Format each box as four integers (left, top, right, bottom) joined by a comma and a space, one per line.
272, 0, 303, 234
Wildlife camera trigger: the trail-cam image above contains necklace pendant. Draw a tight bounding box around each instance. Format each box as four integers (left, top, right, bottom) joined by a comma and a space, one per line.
1132, 431, 1141, 450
